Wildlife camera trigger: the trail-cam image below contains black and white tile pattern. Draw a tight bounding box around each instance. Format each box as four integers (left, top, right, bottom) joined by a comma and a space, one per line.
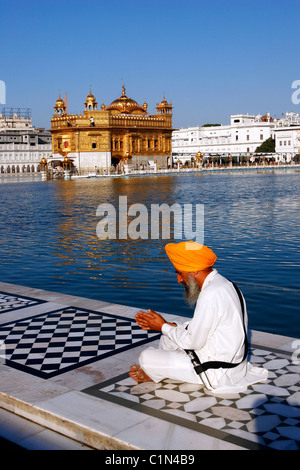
0, 292, 45, 314
0, 306, 161, 378
84, 346, 300, 450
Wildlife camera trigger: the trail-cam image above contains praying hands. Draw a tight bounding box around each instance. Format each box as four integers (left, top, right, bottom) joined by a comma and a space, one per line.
135, 309, 176, 331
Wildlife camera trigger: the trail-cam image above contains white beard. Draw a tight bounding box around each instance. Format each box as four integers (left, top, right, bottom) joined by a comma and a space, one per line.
183, 274, 201, 306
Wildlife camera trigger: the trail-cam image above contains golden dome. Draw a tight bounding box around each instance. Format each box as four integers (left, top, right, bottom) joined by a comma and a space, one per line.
86, 87, 96, 103
85, 86, 97, 110
156, 93, 172, 115
160, 95, 168, 106
54, 92, 66, 115
55, 93, 65, 109
106, 85, 145, 114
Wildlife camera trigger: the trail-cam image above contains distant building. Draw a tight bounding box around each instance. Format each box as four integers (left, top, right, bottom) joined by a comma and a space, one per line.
172, 113, 276, 164
50, 85, 173, 173
274, 112, 300, 162
0, 108, 52, 173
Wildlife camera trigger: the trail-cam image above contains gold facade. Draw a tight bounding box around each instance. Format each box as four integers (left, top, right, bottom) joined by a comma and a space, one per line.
50, 86, 173, 171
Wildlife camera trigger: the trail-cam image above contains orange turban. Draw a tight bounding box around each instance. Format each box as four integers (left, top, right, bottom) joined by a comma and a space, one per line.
165, 241, 217, 272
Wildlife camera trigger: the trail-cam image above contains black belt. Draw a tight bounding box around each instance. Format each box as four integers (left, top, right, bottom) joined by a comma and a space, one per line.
185, 281, 248, 375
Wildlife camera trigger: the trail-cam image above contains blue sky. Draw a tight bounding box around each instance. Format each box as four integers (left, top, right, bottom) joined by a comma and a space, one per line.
1, 0, 299, 129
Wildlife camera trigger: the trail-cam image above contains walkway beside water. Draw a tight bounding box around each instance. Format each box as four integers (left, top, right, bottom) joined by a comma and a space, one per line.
0, 163, 299, 183
72, 163, 300, 179
0, 281, 299, 450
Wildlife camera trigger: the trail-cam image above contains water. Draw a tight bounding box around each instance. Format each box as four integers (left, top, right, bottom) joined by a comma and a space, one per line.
0, 170, 299, 338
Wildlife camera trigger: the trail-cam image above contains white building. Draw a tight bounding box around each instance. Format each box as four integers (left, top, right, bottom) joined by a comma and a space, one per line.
172, 113, 276, 164
0, 108, 52, 174
274, 112, 300, 162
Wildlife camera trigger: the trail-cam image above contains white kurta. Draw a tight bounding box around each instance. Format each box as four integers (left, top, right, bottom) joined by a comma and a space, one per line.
139, 269, 268, 394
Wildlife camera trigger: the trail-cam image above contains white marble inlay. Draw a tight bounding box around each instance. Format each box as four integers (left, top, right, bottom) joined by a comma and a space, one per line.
287, 391, 300, 407
274, 373, 300, 387
200, 417, 226, 430
263, 403, 300, 418
246, 414, 281, 433
211, 406, 251, 421
155, 389, 190, 403
276, 426, 300, 441
130, 382, 161, 395
264, 359, 290, 370
183, 396, 217, 412
235, 393, 268, 409
252, 383, 290, 396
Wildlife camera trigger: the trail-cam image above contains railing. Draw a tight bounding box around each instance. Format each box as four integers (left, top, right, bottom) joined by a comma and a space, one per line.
110, 115, 171, 129
51, 113, 172, 130
1, 107, 31, 119
73, 162, 300, 178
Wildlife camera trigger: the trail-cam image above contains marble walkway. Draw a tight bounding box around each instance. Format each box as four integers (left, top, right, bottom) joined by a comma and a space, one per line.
0, 281, 299, 450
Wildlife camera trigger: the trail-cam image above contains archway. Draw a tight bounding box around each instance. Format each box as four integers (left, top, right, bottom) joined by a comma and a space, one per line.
111, 156, 121, 167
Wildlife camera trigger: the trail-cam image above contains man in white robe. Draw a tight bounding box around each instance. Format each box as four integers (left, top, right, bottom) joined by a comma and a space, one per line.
129, 241, 268, 394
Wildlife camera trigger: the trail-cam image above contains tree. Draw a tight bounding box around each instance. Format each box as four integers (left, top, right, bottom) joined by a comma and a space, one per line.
255, 137, 275, 153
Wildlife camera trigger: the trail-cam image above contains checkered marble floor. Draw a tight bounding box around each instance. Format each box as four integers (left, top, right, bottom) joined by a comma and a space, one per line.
0, 291, 45, 314
83, 345, 300, 450
0, 300, 160, 379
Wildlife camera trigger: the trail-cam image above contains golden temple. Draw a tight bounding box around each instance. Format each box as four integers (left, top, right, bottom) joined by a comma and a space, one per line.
50, 85, 173, 173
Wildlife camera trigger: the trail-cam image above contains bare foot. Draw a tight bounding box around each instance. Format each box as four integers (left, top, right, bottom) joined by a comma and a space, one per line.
129, 365, 153, 383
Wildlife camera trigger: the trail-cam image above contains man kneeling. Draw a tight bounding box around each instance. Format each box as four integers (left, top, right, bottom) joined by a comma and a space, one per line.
129, 241, 268, 394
